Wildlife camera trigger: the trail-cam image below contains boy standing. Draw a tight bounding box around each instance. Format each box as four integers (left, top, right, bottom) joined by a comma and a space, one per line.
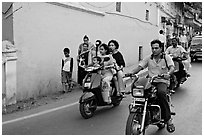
61, 48, 73, 93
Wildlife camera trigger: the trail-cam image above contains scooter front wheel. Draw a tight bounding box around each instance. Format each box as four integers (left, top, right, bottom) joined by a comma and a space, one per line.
79, 100, 97, 119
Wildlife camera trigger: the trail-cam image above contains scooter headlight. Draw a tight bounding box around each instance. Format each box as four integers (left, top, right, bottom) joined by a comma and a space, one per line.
84, 82, 91, 88
132, 86, 144, 97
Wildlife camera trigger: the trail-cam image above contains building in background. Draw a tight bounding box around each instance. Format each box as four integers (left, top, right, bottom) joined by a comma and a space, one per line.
2, 2, 202, 103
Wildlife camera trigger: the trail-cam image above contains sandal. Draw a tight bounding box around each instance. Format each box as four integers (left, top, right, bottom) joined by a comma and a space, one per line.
166, 121, 175, 133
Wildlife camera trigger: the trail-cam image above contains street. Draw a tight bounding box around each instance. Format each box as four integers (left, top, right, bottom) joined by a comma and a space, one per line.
2, 61, 202, 135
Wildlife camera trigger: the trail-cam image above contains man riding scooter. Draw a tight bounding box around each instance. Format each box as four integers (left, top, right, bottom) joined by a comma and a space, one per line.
165, 38, 190, 85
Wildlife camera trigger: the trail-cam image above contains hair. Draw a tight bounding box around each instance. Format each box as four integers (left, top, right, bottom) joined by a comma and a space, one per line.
150, 39, 162, 48
93, 56, 102, 63
96, 39, 102, 45
108, 39, 119, 49
100, 43, 110, 54
171, 37, 178, 43
83, 35, 89, 40
159, 30, 164, 34
63, 48, 70, 53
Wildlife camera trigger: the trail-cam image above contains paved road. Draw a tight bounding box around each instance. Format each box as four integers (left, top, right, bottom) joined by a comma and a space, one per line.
2, 61, 202, 135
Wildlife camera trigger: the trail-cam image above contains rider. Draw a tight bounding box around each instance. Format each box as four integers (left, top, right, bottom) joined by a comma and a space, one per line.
128, 39, 175, 133
165, 37, 189, 83
108, 40, 126, 96
98, 43, 116, 104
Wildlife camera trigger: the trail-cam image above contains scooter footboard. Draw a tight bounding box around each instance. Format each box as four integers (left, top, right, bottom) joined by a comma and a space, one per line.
79, 92, 95, 103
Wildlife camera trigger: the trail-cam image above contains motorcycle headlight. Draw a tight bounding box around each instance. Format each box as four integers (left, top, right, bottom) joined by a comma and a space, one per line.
132, 86, 144, 97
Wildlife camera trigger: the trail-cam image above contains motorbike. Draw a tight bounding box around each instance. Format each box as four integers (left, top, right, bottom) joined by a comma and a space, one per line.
170, 55, 190, 88
79, 64, 124, 119
124, 74, 175, 135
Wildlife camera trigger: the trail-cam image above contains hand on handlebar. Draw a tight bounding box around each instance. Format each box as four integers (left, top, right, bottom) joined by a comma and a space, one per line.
159, 74, 170, 79
125, 73, 138, 78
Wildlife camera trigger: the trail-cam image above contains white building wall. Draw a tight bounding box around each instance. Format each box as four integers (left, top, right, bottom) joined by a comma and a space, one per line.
13, 2, 159, 100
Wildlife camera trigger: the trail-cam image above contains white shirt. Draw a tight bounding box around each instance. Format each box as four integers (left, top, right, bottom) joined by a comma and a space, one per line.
158, 34, 166, 44
165, 45, 186, 58
180, 35, 187, 43
62, 57, 71, 71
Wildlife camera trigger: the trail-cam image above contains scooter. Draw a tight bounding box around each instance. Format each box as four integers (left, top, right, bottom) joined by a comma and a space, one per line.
79, 65, 123, 119
171, 56, 190, 88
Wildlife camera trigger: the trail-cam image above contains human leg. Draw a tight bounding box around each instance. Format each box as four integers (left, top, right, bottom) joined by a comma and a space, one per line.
101, 73, 113, 103
112, 76, 119, 94
62, 70, 69, 92
117, 70, 125, 94
156, 83, 175, 133
156, 83, 171, 122
67, 72, 72, 92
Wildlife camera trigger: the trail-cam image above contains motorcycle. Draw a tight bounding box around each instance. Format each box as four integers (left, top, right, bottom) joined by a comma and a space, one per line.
79, 64, 124, 119
124, 74, 175, 135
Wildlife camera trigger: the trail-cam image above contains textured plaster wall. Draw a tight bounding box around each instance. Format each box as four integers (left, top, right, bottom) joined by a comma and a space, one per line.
13, 2, 158, 100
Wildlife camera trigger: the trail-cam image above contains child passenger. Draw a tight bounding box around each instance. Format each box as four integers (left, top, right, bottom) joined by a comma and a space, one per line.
92, 56, 101, 67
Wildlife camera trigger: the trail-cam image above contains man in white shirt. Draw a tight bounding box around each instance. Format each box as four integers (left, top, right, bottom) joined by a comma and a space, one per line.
179, 32, 188, 50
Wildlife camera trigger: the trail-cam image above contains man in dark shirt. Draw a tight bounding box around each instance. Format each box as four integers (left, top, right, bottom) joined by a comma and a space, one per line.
108, 40, 126, 96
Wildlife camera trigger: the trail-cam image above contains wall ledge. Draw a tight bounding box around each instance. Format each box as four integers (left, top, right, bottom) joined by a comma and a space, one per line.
47, 2, 105, 17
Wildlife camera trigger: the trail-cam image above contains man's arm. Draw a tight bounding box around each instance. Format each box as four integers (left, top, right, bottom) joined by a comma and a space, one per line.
132, 66, 143, 75
168, 65, 174, 75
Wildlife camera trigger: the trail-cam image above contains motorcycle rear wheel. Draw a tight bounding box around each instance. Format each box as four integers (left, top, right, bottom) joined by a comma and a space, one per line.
79, 100, 97, 119
125, 113, 143, 135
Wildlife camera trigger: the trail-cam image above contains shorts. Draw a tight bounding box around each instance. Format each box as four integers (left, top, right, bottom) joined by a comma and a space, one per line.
61, 70, 72, 83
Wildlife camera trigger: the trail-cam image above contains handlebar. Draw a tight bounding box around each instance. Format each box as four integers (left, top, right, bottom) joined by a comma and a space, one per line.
149, 74, 170, 83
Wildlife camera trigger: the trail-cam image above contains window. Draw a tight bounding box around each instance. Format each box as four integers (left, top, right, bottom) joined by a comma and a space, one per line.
145, 10, 149, 21
139, 46, 143, 61
116, 2, 121, 12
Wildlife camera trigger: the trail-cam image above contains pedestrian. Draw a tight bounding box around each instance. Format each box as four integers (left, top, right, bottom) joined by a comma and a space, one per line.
61, 48, 73, 93
158, 30, 166, 52
77, 35, 95, 86
166, 34, 172, 49
180, 32, 188, 50
95, 39, 102, 56
77, 43, 89, 86
127, 39, 175, 133
108, 39, 126, 96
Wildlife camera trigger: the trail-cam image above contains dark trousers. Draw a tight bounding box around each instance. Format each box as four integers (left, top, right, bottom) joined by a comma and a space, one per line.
174, 60, 187, 82
77, 66, 87, 86
161, 43, 165, 52
156, 82, 171, 122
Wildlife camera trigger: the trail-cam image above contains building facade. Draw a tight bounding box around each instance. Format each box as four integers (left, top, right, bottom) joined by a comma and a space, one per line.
2, 2, 200, 102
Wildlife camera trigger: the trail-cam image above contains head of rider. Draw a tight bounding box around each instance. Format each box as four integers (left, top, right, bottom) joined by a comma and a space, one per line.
171, 38, 178, 48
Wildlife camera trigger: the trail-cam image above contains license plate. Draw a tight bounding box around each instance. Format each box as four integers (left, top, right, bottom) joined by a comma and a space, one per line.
135, 98, 145, 102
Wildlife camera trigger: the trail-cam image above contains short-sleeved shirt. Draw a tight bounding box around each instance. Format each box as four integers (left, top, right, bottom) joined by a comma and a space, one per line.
112, 51, 125, 68
62, 57, 73, 72
165, 45, 186, 58
158, 34, 166, 44
139, 54, 174, 85
180, 35, 187, 43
